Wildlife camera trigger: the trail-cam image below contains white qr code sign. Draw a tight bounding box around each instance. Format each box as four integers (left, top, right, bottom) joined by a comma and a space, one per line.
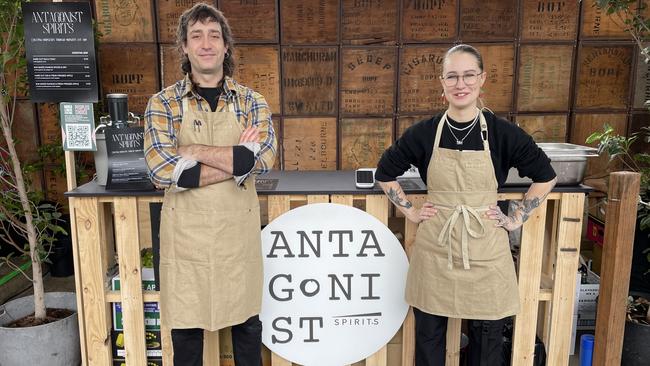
59, 102, 96, 151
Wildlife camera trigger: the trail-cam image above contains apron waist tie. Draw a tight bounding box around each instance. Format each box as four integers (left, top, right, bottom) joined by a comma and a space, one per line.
435, 204, 489, 270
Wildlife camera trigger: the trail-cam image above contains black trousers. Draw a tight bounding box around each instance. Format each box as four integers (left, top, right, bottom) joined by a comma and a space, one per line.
171, 315, 263, 366
413, 307, 506, 366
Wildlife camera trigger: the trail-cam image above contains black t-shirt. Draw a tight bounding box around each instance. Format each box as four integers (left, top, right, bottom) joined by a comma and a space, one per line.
375, 111, 556, 187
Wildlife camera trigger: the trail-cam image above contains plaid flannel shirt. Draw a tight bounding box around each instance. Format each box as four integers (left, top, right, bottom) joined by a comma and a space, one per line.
144, 75, 277, 189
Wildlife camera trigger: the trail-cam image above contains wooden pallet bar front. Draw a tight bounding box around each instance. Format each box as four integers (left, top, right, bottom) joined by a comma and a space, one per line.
66, 173, 590, 366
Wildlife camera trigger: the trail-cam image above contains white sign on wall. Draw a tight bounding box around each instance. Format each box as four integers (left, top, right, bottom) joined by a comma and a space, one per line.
261, 203, 409, 366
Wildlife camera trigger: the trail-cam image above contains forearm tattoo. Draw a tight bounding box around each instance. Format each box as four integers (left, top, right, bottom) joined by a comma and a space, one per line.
387, 186, 413, 209
509, 192, 549, 224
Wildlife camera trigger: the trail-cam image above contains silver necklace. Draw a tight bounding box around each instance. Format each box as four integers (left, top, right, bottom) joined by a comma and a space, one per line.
447, 112, 479, 132
446, 116, 478, 145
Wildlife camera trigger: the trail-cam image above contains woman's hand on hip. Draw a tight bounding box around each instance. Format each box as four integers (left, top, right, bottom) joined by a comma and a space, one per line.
486, 205, 522, 232
407, 202, 438, 224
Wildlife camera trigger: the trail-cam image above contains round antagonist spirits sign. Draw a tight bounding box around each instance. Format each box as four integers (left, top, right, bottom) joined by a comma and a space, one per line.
260, 203, 409, 366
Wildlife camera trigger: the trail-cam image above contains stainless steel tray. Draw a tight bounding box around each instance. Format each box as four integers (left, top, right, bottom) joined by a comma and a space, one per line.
505, 143, 599, 186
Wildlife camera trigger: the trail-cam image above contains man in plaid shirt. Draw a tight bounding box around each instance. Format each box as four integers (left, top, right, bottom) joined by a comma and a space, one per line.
144, 3, 276, 366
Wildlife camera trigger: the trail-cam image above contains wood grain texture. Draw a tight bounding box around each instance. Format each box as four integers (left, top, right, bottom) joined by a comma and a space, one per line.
340, 118, 393, 170
342, 0, 398, 45
220, 0, 277, 43
341, 47, 397, 115
281, 0, 339, 44
399, 46, 447, 113
581, 1, 629, 38
575, 45, 633, 109
283, 118, 337, 170
401, 0, 457, 42
571, 113, 628, 178
282, 47, 338, 115
156, 0, 200, 43
95, 0, 155, 42
460, 0, 517, 40
517, 45, 574, 112
476, 44, 515, 112
514, 115, 568, 142
160, 44, 184, 88
520, 0, 578, 40
235, 46, 281, 114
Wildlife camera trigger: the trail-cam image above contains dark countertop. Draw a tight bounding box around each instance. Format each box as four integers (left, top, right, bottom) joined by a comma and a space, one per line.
66, 170, 593, 197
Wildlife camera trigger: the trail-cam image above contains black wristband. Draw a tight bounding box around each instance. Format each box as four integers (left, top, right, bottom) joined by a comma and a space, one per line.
177, 163, 201, 188
232, 145, 255, 176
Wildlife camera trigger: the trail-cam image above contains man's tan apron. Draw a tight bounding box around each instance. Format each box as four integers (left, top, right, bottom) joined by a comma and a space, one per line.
159, 97, 262, 331
405, 110, 519, 320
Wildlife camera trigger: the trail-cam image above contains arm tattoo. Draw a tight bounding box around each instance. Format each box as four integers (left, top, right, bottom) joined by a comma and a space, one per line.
387, 187, 413, 209
510, 192, 550, 223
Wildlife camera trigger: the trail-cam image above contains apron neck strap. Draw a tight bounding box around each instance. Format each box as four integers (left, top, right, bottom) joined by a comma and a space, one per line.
434, 111, 448, 149
478, 109, 489, 151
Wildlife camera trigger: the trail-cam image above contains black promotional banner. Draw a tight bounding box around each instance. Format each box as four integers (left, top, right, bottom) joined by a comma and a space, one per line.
22, 2, 98, 102
105, 126, 154, 191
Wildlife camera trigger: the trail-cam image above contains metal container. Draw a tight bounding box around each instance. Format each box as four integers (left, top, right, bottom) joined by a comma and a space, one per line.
505, 143, 598, 186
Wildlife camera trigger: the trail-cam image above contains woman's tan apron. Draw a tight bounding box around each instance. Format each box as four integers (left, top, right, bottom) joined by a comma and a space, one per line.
405, 110, 519, 320
159, 97, 262, 331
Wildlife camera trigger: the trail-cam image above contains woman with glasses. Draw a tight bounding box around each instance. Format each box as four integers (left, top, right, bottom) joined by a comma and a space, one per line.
376, 44, 557, 365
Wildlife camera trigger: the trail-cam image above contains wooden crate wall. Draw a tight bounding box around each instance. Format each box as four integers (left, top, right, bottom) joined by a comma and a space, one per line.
8, 0, 647, 204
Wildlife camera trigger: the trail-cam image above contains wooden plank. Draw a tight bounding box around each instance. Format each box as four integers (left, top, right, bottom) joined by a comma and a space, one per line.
307, 195, 329, 204
282, 118, 337, 170
106, 291, 160, 303
399, 46, 447, 114
113, 197, 147, 365
365, 345, 388, 366
514, 115, 568, 143
397, 116, 430, 139
160, 44, 184, 89
341, 48, 397, 115
282, 47, 338, 115
633, 51, 650, 109
571, 113, 628, 179
203, 330, 220, 366
161, 323, 173, 366
445, 317, 462, 365
520, 0, 578, 40
67, 198, 89, 365
37, 103, 61, 146
271, 352, 292, 366
156, 0, 200, 43
268, 195, 291, 221
545, 193, 585, 366
75, 197, 112, 366
460, 0, 517, 40
511, 200, 547, 366
474, 44, 515, 112
401, 0, 457, 42
340, 118, 393, 170
281, 0, 339, 44
581, 1, 629, 39
517, 45, 574, 112
331, 195, 354, 206
219, 0, 277, 43
95, 0, 155, 42
342, 0, 398, 45
235, 46, 281, 114
593, 172, 641, 366
366, 195, 389, 224
98, 43, 160, 115
575, 45, 634, 109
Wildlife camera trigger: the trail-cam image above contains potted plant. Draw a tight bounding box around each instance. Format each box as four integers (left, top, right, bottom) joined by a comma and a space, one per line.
0, 1, 80, 365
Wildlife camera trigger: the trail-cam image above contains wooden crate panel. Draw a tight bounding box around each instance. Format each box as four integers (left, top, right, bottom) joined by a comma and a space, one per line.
11, 101, 39, 164
283, 118, 337, 170
630, 114, 650, 155
340, 118, 393, 170
517, 45, 574, 112
219, 0, 277, 43
160, 44, 184, 88
401, 0, 457, 42
460, 0, 517, 40
235, 46, 281, 114
282, 47, 337, 115
520, 0, 578, 40
514, 115, 568, 143
475, 44, 514, 112
580, 2, 629, 38
44, 166, 69, 207
95, 0, 155, 42
633, 52, 650, 109
156, 0, 200, 43
397, 115, 430, 139
341, 48, 396, 115
575, 46, 633, 109
281, 0, 339, 44
342, 0, 398, 45
399, 46, 447, 113
272, 118, 282, 170
38, 103, 61, 147
99, 44, 160, 116
571, 113, 628, 178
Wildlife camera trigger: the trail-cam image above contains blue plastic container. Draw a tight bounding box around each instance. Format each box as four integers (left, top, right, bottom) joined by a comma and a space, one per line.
579, 334, 595, 366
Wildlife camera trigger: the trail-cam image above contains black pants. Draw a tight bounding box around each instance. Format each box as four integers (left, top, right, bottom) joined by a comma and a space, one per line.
413, 307, 506, 366
171, 315, 263, 366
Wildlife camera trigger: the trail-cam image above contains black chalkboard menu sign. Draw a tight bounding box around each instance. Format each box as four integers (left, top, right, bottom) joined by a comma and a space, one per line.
22, 2, 98, 102
105, 126, 154, 191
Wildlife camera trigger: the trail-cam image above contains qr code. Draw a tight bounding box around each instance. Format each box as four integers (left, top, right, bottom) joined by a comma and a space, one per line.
65, 123, 92, 149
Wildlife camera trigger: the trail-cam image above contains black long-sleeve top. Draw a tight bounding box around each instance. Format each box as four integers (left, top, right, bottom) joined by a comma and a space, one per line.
375, 111, 556, 187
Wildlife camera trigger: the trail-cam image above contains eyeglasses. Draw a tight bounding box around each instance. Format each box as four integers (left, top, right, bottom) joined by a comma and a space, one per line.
440, 72, 483, 87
